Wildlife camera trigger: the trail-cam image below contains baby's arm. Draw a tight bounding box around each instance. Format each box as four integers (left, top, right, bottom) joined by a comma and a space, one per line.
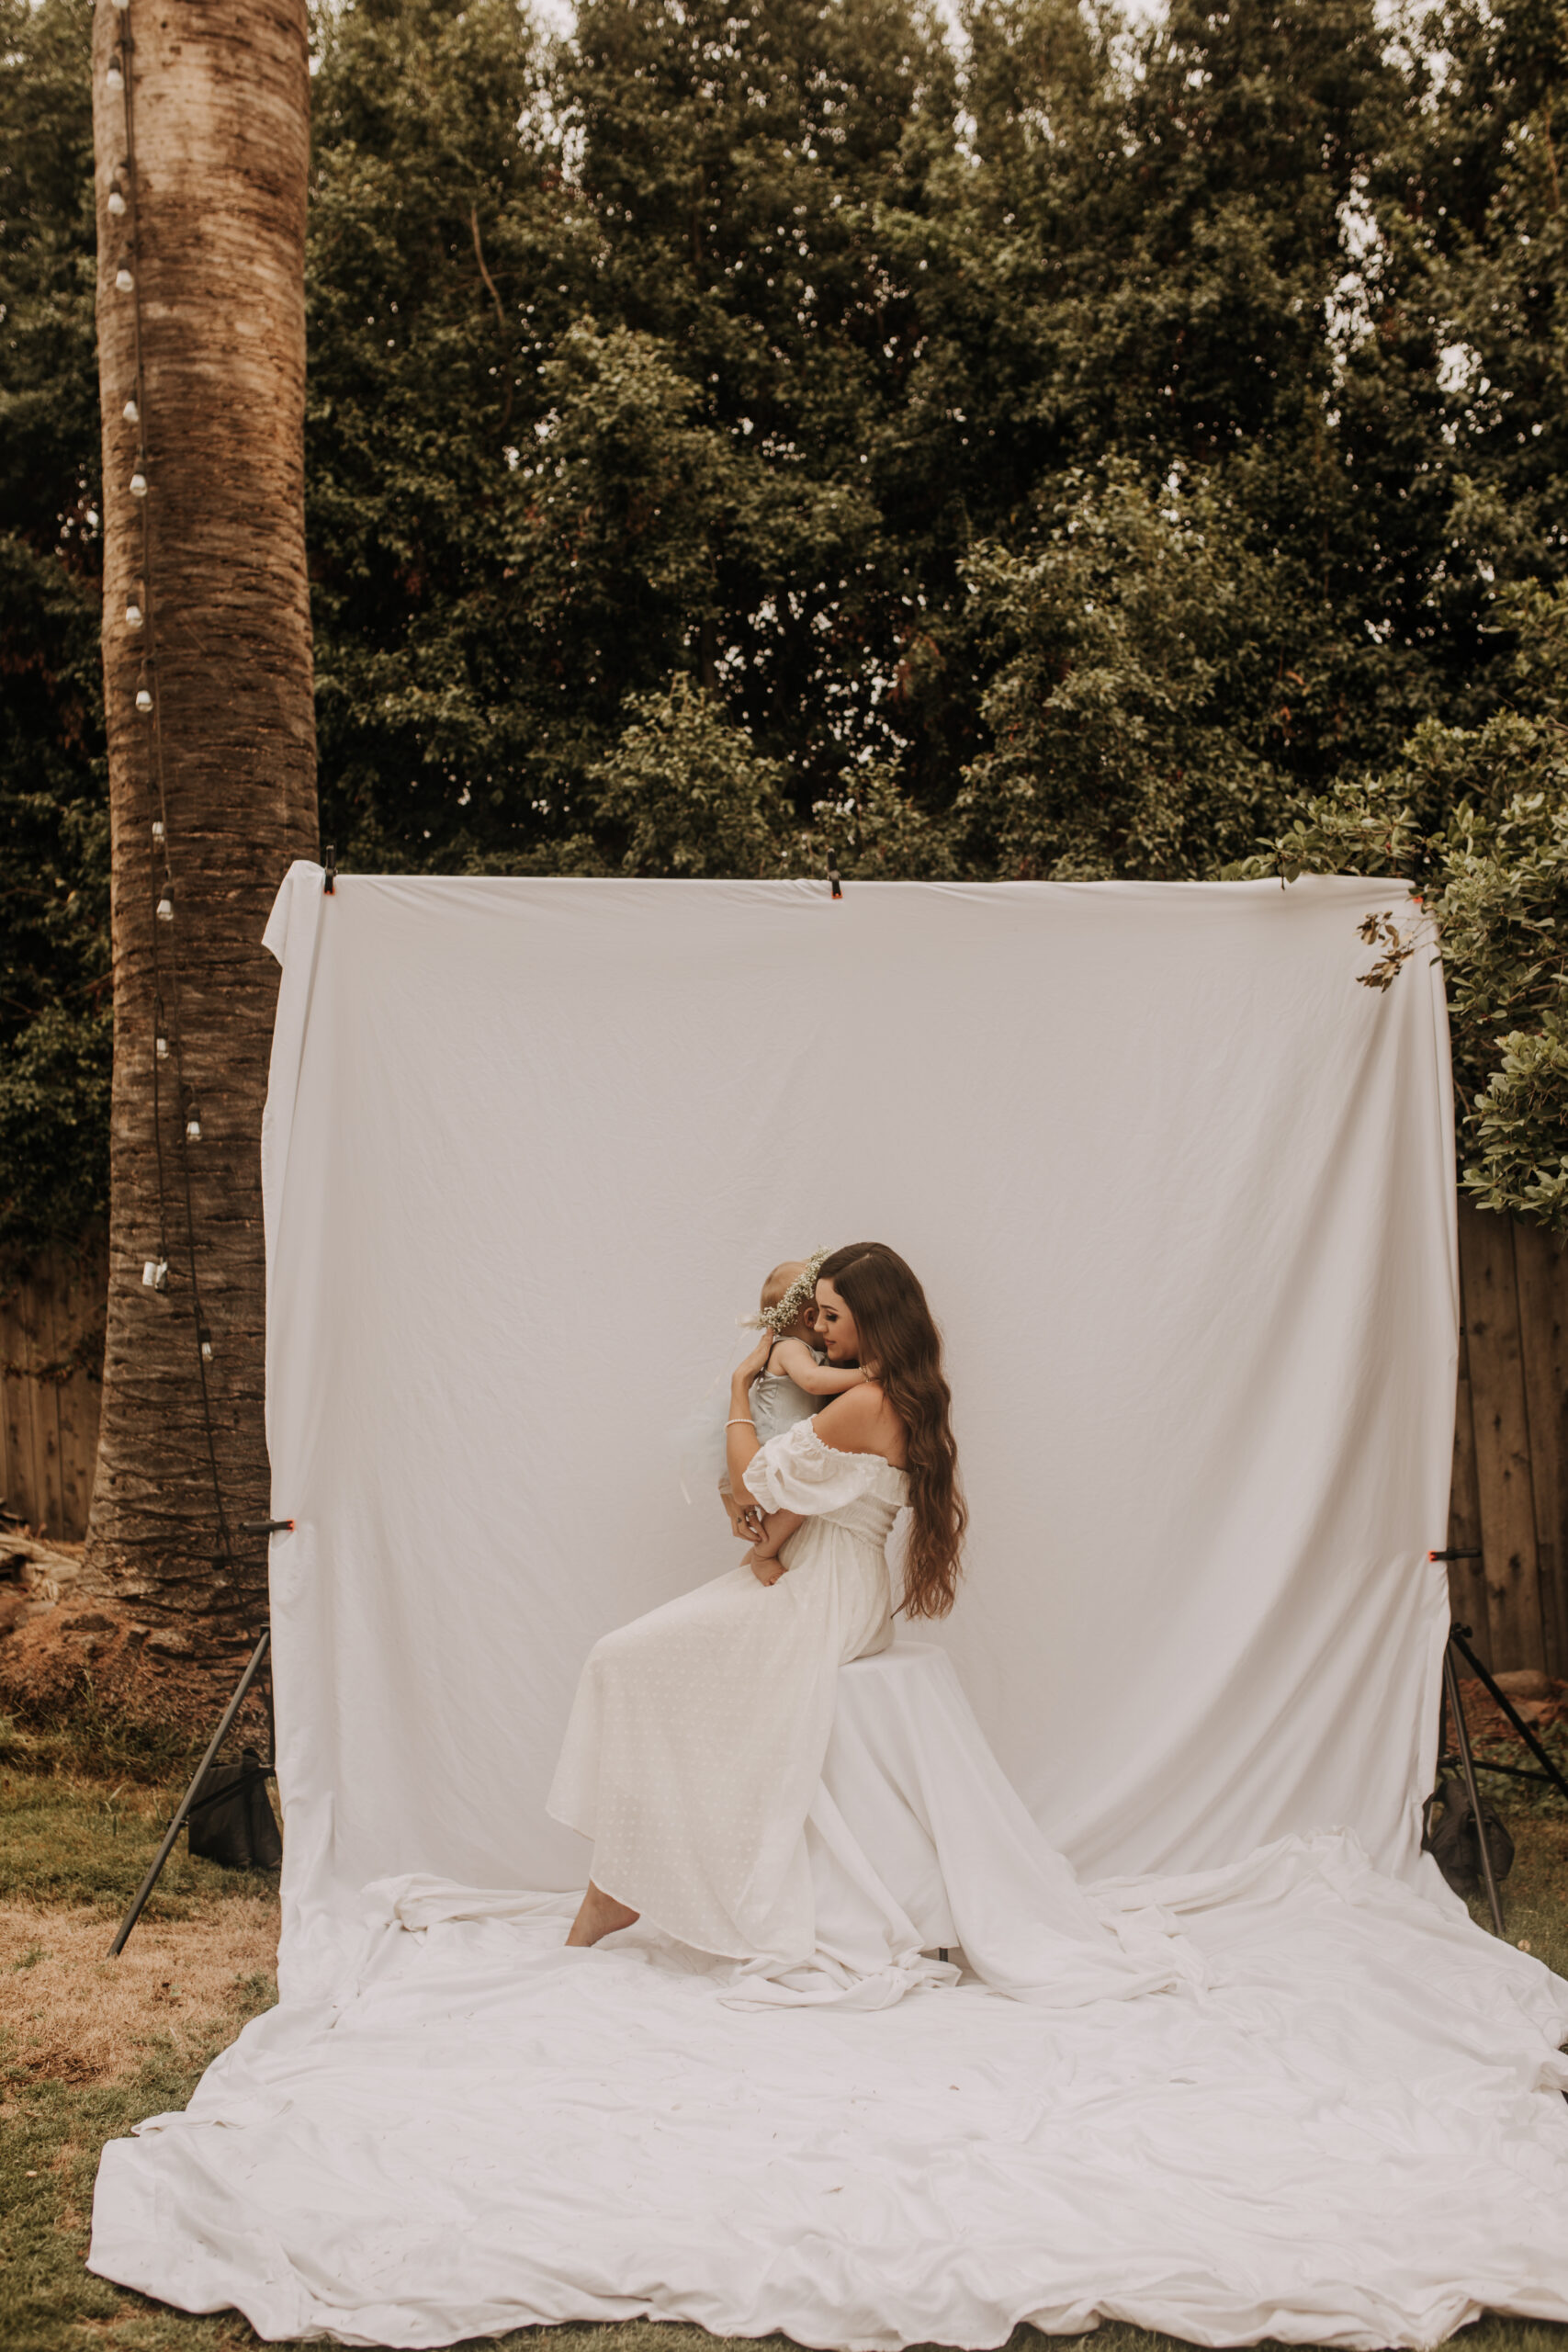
750, 1507, 805, 1562
768, 1338, 868, 1397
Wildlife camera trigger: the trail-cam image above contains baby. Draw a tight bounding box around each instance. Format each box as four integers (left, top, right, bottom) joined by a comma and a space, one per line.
721, 1255, 869, 1545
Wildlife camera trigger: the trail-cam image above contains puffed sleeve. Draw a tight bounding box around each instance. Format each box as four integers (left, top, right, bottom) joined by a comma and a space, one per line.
740, 1417, 894, 1515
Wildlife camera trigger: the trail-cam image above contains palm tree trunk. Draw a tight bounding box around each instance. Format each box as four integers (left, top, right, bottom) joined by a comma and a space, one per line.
86, 0, 317, 1672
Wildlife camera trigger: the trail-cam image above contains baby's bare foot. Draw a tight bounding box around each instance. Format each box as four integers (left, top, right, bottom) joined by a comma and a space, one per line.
565, 1882, 640, 1947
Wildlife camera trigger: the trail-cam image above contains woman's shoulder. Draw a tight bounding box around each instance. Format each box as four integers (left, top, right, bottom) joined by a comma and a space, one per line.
810, 1385, 908, 1469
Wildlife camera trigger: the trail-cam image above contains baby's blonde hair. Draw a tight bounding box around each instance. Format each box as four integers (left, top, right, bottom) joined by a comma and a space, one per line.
761, 1260, 807, 1312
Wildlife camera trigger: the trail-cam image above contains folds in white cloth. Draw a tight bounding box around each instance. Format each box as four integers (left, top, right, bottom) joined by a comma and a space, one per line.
88, 1641, 1568, 2348
88, 1830, 1568, 2351
791, 1644, 1207, 2009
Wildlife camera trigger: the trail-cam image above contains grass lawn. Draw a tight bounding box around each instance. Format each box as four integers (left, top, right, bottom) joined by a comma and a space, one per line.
3, 1733, 1567, 2352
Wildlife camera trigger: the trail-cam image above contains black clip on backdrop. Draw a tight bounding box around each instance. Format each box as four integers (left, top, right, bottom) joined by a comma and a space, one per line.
323, 843, 336, 895
108, 1519, 294, 1957
829, 850, 842, 900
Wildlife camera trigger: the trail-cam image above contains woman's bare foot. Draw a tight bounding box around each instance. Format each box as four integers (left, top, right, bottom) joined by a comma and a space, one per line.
565, 1881, 640, 1947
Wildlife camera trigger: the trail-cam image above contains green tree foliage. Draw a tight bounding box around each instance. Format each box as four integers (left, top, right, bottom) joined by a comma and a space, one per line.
0, 0, 111, 1259
305, 0, 588, 867
589, 673, 791, 876
953, 466, 1299, 878
306, 0, 949, 865
4, 0, 1568, 1239
1237, 583, 1568, 1228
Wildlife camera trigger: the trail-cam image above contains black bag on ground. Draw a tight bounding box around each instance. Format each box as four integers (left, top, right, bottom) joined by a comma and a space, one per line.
1421, 1772, 1513, 1898
186, 1746, 283, 1871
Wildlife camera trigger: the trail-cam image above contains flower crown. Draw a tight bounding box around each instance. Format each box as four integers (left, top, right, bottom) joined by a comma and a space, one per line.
741, 1249, 829, 1337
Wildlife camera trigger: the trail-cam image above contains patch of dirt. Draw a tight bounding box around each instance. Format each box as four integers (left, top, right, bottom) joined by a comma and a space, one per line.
1458, 1676, 1568, 1739
0, 1599, 272, 1750
0, 1897, 278, 2084
1, 1532, 275, 1744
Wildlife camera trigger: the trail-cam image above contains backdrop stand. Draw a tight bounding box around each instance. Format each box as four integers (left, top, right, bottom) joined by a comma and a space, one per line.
1438, 1635, 1505, 1936
108, 1627, 270, 1954
108, 1515, 292, 1956
1446, 1617, 1568, 1804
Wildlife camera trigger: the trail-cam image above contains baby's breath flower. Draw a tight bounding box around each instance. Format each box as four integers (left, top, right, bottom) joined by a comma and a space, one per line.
744, 1249, 829, 1337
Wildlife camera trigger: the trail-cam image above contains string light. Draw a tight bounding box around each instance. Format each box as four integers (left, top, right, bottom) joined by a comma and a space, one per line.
142, 1258, 169, 1291
126, 598, 143, 629
115, 266, 134, 292
135, 682, 153, 713
108, 189, 127, 218
198, 1329, 213, 1363
106, 53, 124, 90
186, 1108, 202, 1142
156, 888, 173, 921
123, 398, 139, 424
129, 467, 147, 497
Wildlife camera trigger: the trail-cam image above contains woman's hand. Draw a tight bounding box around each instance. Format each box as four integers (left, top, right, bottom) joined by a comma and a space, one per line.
727, 1335, 773, 1527
732, 1328, 774, 1394
727, 1495, 764, 1542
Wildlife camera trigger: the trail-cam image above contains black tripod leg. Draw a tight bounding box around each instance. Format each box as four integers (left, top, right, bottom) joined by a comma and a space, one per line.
1449, 1625, 1568, 1804
1443, 1640, 1504, 1937
109, 1629, 272, 1957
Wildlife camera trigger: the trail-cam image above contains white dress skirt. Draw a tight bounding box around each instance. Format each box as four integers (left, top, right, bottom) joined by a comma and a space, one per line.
547, 1418, 907, 1968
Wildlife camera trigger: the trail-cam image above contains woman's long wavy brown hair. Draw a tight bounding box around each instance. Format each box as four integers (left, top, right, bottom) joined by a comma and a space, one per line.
818, 1243, 965, 1619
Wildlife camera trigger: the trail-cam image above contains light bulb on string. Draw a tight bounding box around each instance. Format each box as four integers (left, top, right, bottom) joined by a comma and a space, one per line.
122, 398, 139, 424
106, 55, 124, 90
129, 468, 147, 497
135, 683, 153, 714
141, 1259, 169, 1292
125, 599, 143, 630
156, 888, 173, 922
112, 0, 129, 12
199, 1328, 214, 1363
186, 1108, 202, 1142
115, 266, 134, 293
107, 189, 126, 218
151, 817, 164, 842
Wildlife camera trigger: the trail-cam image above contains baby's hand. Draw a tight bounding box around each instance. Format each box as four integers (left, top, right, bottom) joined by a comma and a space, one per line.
747, 1547, 787, 1587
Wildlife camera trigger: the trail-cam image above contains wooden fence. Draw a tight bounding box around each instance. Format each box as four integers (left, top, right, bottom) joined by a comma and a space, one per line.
4, 1216, 1567, 1669
1448, 1199, 1568, 1675
1, 1239, 107, 1544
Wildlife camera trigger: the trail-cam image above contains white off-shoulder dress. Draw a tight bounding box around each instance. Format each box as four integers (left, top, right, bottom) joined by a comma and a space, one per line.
547, 1418, 905, 1968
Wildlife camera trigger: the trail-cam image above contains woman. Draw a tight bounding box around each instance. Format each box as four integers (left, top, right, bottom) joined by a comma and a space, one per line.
547, 1242, 965, 1962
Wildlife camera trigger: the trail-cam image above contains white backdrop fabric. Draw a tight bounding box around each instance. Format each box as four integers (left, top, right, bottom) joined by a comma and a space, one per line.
88, 870, 1568, 2346
273, 870, 1459, 1953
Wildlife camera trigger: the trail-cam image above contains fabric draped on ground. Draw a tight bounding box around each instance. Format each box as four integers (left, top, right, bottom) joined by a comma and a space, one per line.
90, 1645, 1568, 2346
781, 1643, 1204, 2009
88, 1827, 1568, 2350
